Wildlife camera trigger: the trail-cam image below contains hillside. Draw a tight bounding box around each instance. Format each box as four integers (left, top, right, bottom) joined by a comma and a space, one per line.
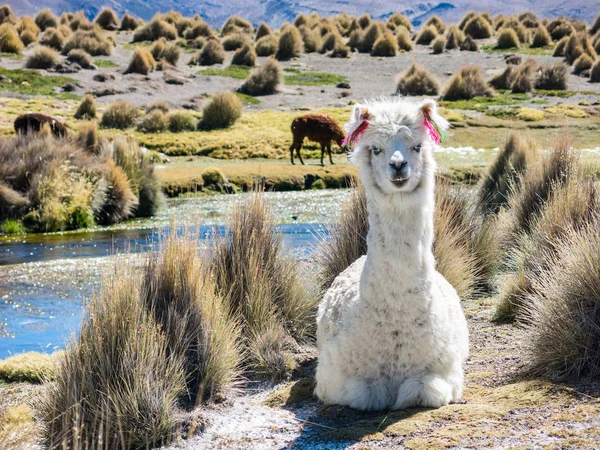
6, 0, 598, 28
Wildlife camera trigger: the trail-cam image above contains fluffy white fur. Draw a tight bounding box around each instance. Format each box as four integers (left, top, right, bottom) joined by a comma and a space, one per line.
315, 97, 469, 411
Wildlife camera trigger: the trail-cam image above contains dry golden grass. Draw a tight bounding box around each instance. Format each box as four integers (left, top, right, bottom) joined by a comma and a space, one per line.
199, 91, 242, 130
0, 23, 23, 53
239, 57, 281, 95
443, 66, 493, 100
124, 47, 156, 75
276, 25, 302, 60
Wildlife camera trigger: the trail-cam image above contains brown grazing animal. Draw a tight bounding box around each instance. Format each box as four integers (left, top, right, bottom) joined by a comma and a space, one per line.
14, 113, 68, 138
290, 114, 345, 165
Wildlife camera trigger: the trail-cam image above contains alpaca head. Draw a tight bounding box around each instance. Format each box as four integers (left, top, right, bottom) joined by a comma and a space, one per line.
346, 97, 448, 196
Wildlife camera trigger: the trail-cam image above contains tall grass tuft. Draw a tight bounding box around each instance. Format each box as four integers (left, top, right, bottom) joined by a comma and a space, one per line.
535, 63, 568, 90
445, 25, 464, 50
198, 91, 242, 130
25, 45, 58, 68
415, 24, 438, 45
133, 19, 177, 42
231, 43, 256, 66
276, 25, 302, 60
198, 39, 225, 65
531, 25, 551, 47
371, 30, 397, 56
120, 13, 139, 31
94, 8, 119, 30
35, 9, 58, 31
101, 100, 139, 129
255, 34, 278, 56
396, 63, 440, 96
443, 65, 493, 100
463, 14, 493, 39
74, 93, 96, 120
239, 58, 282, 96
0, 23, 23, 53
124, 47, 156, 75
39, 27, 65, 50
62, 28, 112, 56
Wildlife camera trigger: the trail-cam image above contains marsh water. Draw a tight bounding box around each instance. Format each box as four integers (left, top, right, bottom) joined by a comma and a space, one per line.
0, 190, 349, 358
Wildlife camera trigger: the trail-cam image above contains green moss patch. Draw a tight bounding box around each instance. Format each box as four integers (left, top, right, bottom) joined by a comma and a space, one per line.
439, 92, 529, 112
198, 65, 252, 79
94, 59, 119, 68
283, 68, 348, 86
481, 43, 555, 55
0, 67, 76, 98
264, 378, 316, 407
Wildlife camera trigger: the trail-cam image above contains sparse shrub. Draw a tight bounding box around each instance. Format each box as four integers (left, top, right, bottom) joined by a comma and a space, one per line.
276, 26, 302, 60
25, 45, 58, 69
222, 33, 249, 51
66, 48, 94, 68
443, 65, 493, 100
300, 25, 320, 53
573, 53, 593, 75
198, 91, 242, 130
167, 111, 196, 132
124, 47, 156, 75
197, 39, 224, 65
496, 28, 520, 49
74, 94, 96, 120
184, 21, 213, 39
0, 23, 23, 53
387, 12, 411, 32
535, 63, 568, 89
531, 25, 551, 47
94, 8, 119, 30
432, 36, 445, 54
222, 15, 253, 36
358, 14, 371, 29
255, 34, 278, 56
133, 19, 177, 42
231, 43, 256, 66
35, 9, 58, 31
151, 38, 181, 65
424, 15, 445, 34
371, 30, 397, 56
255, 22, 271, 40
39, 27, 64, 50
591, 59, 600, 82
463, 14, 493, 39
138, 110, 169, 133
416, 24, 438, 45
396, 29, 412, 51
396, 63, 440, 96
62, 29, 112, 56
101, 100, 139, 129
120, 13, 139, 31
460, 35, 479, 51
445, 25, 464, 50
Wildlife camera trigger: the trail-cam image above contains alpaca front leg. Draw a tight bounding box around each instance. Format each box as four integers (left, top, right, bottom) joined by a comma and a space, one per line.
290, 144, 296, 164
296, 146, 305, 165
328, 143, 334, 165
320, 142, 325, 166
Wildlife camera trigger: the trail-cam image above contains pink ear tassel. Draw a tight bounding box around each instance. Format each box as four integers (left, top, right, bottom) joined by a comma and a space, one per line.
424, 118, 441, 144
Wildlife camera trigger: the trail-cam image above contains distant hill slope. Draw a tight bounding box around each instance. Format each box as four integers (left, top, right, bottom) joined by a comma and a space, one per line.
6, 0, 597, 28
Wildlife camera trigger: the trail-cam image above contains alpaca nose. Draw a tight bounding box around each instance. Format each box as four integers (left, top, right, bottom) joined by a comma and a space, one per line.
389, 160, 408, 171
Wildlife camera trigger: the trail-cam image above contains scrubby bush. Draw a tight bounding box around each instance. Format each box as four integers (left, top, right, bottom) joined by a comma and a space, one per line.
496, 28, 520, 49
222, 33, 249, 51
463, 14, 493, 39
445, 25, 464, 50
0, 23, 23, 53
133, 19, 177, 42
531, 25, 551, 47
25, 45, 58, 69
591, 59, 600, 82
231, 43, 256, 66
101, 100, 140, 129
198, 92, 242, 130
255, 34, 278, 56
573, 53, 594, 75
66, 48, 93, 68
120, 13, 139, 31
396, 29, 412, 51
167, 111, 196, 132
94, 8, 119, 30
371, 30, 397, 56
300, 25, 320, 53
138, 110, 169, 133
124, 47, 156, 75
74, 94, 96, 120
35, 9, 58, 31
416, 24, 438, 45
424, 15, 445, 34
535, 63, 568, 89
196, 39, 224, 65
184, 21, 213, 39
39, 27, 64, 50
255, 22, 271, 40
443, 65, 493, 100
62, 29, 113, 56
222, 15, 253, 36
276, 26, 302, 60
460, 35, 479, 51
396, 63, 440, 96
150, 38, 181, 65
432, 36, 445, 54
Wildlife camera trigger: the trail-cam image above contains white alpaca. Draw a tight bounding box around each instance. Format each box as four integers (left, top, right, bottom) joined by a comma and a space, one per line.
315, 97, 469, 411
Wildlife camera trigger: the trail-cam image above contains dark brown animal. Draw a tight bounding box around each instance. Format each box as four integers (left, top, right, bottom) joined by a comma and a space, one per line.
14, 113, 68, 138
290, 114, 345, 165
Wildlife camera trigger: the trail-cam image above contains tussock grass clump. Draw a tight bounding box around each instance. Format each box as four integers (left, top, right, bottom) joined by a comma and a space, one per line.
74, 93, 96, 120
255, 34, 278, 56
358, 22, 381, 53
198, 91, 242, 130
318, 32, 338, 54
124, 47, 156, 75
553, 35, 569, 56
371, 30, 397, 56
66, 48, 93, 68
477, 132, 537, 215
535, 63, 568, 89
396, 63, 440, 96
521, 219, 600, 381
35, 9, 58, 31
0, 351, 58, 382
396, 29, 412, 51
276, 25, 302, 60
531, 25, 551, 47
184, 21, 213, 40
432, 36, 445, 54
133, 19, 177, 42
199, 39, 225, 65
459, 11, 476, 30
150, 38, 181, 65
510, 61, 536, 93
387, 13, 411, 31
348, 29, 363, 50
62, 29, 112, 56
496, 28, 520, 49
255, 22, 272, 40
443, 65, 493, 100
68, 12, 93, 31
239, 58, 282, 96
19, 28, 37, 46
76, 122, 101, 154
358, 14, 371, 29
573, 53, 593, 75
489, 65, 515, 89
18, 16, 40, 35
293, 13, 308, 28
167, 111, 196, 132
138, 110, 168, 133
222, 33, 250, 51
39, 27, 65, 50
147, 101, 170, 114
40, 264, 186, 449
0, 23, 23, 53
416, 24, 438, 45
424, 15, 445, 34
445, 25, 464, 50
547, 17, 574, 41
564, 33, 596, 65
120, 13, 139, 31
101, 100, 139, 129
222, 15, 253, 36
25, 45, 58, 69
591, 13, 600, 36
460, 35, 479, 51
591, 59, 600, 82
503, 19, 529, 43
300, 25, 320, 53
231, 43, 256, 66
463, 14, 493, 39
94, 8, 119, 30
0, 4, 16, 25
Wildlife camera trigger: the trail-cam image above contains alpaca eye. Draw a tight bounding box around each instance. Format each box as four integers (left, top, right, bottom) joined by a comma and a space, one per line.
372, 146, 382, 155
412, 144, 422, 153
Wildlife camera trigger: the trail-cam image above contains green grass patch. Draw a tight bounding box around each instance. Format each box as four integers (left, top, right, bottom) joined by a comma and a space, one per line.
531, 99, 548, 104
0, 67, 76, 97
481, 43, 555, 55
0, 220, 25, 236
94, 59, 119, 68
198, 65, 252, 79
0, 52, 23, 60
235, 92, 260, 105
533, 90, 597, 98
440, 92, 529, 112
0, 351, 60, 383
123, 41, 152, 50
283, 68, 348, 86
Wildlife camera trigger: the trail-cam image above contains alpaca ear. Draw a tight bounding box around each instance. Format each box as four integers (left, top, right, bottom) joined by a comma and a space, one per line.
345, 102, 367, 134
419, 99, 449, 143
